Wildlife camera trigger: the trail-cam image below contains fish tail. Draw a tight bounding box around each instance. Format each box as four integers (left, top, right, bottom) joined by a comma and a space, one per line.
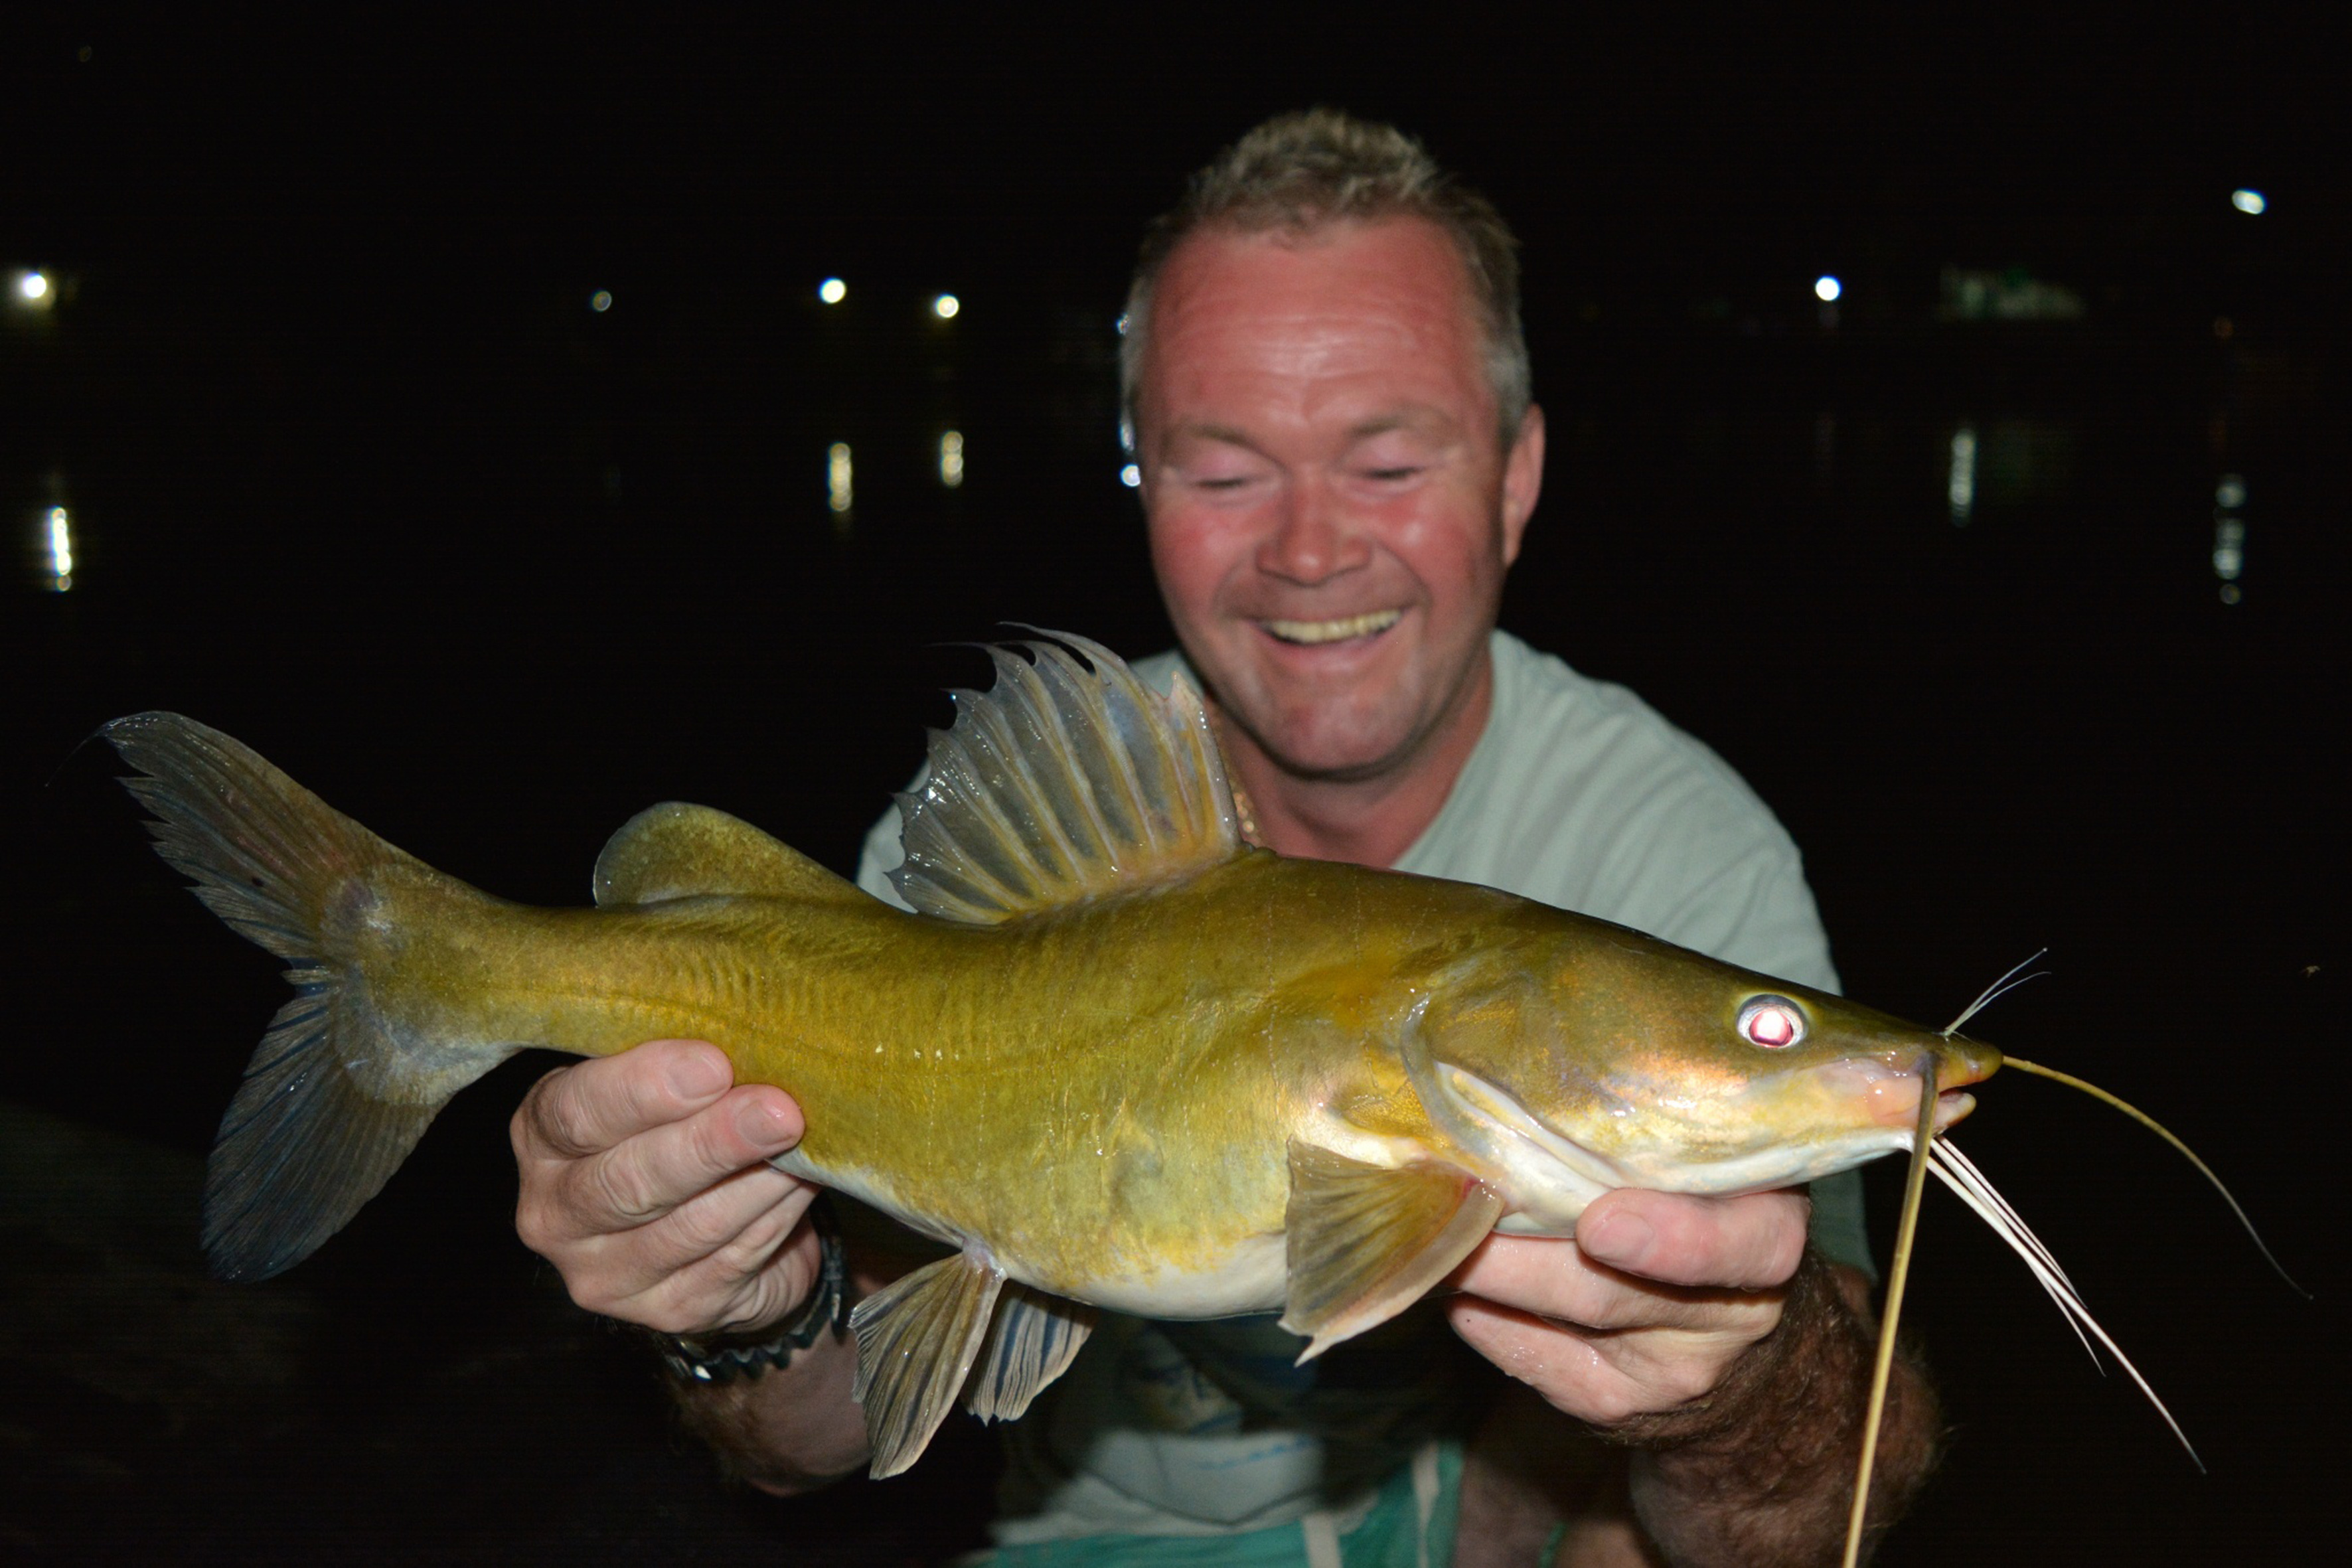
105, 712, 516, 1282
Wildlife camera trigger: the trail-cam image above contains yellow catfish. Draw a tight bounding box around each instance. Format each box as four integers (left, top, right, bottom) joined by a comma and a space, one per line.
110, 633, 2004, 1480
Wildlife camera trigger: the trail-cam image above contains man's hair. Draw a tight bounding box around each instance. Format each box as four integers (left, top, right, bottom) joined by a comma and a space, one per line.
1120, 109, 1531, 445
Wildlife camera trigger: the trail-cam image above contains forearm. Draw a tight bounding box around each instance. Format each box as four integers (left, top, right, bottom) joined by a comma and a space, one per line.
668, 1324, 871, 1494
1612, 1253, 1941, 1567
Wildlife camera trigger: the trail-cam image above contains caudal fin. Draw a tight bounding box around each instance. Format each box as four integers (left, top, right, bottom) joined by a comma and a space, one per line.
106, 713, 515, 1281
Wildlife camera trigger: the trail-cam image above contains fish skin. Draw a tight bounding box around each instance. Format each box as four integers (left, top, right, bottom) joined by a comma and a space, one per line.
275, 826, 1995, 1310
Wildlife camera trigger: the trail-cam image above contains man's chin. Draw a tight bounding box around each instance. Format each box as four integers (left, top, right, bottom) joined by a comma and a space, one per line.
1229, 703, 1427, 783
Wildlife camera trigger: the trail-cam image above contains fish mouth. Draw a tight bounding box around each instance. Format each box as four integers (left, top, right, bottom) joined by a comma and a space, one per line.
1825, 1059, 1980, 1132
1258, 609, 1403, 646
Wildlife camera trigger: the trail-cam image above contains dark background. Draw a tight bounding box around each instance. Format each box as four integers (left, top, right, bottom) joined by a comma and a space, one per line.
3, 9, 2343, 1564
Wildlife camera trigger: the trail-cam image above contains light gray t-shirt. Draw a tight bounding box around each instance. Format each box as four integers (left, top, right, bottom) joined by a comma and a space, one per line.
852, 629, 1865, 1543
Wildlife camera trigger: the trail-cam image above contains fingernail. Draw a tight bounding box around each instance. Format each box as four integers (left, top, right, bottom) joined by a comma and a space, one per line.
1583, 1208, 1654, 1265
736, 1097, 793, 1150
666, 1048, 728, 1099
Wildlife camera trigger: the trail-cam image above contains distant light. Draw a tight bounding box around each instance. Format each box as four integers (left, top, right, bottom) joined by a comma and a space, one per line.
818, 277, 847, 304
1119, 463, 1141, 489
589, 289, 612, 313
19, 271, 50, 301
932, 293, 960, 319
2216, 474, 2246, 511
1947, 426, 1977, 525
826, 443, 853, 513
939, 430, 965, 489
1813, 275, 1842, 303
1115, 313, 1129, 337
2231, 189, 2266, 216
46, 506, 74, 591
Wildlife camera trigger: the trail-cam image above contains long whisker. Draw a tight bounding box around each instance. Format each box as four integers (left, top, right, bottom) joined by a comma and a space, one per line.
1930, 1143, 2100, 1370
1934, 1140, 2080, 1296
2002, 1055, 2308, 1297
1941, 947, 2049, 1036
1926, 1146, 2204, 1470
1842, 1058, 1938, 1568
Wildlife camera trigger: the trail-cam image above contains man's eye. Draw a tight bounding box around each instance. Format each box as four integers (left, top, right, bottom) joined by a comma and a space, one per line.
1358, 464, 1424, 483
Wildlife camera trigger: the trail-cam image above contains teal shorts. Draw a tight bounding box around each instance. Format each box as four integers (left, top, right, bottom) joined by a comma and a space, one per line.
969, 1440, 1462, 1568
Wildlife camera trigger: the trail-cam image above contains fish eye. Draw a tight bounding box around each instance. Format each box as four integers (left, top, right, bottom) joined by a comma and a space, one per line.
1736, 995, 1807, 1050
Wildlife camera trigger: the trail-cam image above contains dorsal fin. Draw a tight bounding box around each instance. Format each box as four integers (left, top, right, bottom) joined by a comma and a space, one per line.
594, 802, 863, 907
890, 631, 1243, 925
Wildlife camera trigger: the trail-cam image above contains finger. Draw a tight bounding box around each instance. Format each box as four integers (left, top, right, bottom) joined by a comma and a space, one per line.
1446, 1296, 1747, 1425
1449, 1234, 1759, 1334
517, 1040, 738, 1162
564, 1083, 805, 1232
1571, 1188, 1809, 1290
616, 1184, 827, 1334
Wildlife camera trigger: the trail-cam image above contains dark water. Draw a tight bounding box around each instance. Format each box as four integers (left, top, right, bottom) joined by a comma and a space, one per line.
4, 21, 2345, 1565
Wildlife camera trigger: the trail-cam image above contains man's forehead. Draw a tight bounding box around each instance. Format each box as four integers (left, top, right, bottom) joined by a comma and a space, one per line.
1141, 217, 1493, 422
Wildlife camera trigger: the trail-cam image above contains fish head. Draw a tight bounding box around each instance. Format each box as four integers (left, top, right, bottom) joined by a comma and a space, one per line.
1410, 927, 2002, 1224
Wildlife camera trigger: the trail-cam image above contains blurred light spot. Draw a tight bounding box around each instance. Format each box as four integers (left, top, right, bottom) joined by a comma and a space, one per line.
46, 506, 74, 591
2213, 522, 2244, 580
1813, 275, 1842, 303
939, 430, 965, 488
1947, 426, 1977, 524
2231, 189, 2266, 215
19, 271, 50, 301
589, 289, 612, 313
932, 293, 960, 319
1115, 313, 1129, 337
819, 277, 847, 304
2213, 315, 2234, 339
2213, 472, 2245, 601
1119, 463, 1141, 489
827, 443, 853, 513
1119, 417, 1135, 454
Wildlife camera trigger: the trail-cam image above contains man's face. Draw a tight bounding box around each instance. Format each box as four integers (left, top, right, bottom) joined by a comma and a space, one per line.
1135, 217, 1544, 781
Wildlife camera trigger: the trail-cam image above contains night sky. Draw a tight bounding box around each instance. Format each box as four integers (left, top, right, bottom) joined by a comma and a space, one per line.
3, 12, 2344, 1564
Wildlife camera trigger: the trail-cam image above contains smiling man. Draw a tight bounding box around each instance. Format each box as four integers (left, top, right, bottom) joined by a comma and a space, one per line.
510, 112, 1939, 1566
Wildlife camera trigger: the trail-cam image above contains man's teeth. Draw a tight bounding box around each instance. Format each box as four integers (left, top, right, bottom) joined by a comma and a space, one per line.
1262, 610, 1403, 645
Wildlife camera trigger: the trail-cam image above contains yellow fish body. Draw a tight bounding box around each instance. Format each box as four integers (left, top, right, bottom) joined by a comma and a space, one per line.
108, 633, 1998, 1476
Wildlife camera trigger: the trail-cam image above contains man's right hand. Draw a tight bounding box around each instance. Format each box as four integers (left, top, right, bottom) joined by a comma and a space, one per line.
512, 1039, 821, 1339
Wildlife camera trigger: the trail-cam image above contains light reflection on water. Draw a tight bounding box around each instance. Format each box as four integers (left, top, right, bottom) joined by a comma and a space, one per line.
1947, 427, 1977, 525
44, 506, 74, 591
2213, 474, 2246, 605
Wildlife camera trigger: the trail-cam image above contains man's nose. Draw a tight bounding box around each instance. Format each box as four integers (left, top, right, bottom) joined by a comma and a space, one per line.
1255, 479, 1370, 585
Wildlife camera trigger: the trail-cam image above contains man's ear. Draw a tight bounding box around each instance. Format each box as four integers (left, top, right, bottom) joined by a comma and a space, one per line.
1499, 404, 1545, 568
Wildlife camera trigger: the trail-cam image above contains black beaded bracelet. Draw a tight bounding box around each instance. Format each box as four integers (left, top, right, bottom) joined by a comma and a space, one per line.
656, 1206, 849, 1387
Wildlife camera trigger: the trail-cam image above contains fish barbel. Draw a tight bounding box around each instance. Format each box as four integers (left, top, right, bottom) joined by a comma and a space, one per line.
109, 632, 2005, 1483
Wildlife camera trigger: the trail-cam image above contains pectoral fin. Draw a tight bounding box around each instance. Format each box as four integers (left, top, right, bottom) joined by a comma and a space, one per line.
963, 1282, 1097, 1423
849, 1246, 1006, 1478
1279, 1140, 1504, 1364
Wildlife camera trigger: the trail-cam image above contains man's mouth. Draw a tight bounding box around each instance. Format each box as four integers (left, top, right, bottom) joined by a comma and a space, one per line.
1259, 609, 1403, 646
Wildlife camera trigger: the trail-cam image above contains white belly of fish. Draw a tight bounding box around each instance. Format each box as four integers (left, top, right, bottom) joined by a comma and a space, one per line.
773, 1149, 1289, 1319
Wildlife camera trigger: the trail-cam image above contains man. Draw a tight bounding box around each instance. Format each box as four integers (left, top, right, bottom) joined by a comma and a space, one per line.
512, 112, 1937, 1565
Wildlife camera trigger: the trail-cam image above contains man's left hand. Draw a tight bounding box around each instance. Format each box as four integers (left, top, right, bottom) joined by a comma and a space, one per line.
1447, 1187, 1810, 1427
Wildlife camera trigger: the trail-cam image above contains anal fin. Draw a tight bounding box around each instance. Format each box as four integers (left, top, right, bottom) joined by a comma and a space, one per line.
850, 1245, 1006, 1478
965, 1282, 1097, 1423
1280, 1140, 1503, 1364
